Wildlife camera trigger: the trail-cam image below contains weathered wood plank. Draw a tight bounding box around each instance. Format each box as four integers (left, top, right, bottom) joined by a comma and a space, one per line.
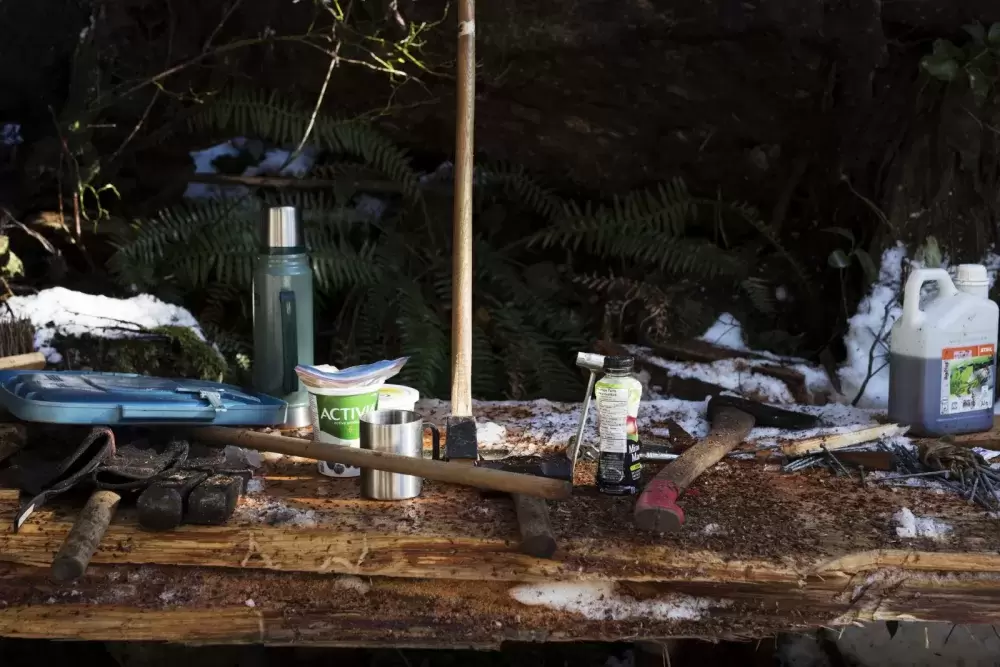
2, 561, 1000, 646
4, 460, 1000, 585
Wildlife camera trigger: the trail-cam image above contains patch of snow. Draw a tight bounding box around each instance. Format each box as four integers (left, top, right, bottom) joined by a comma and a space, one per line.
509, 581, 730, 621
333, 575, 371, 595
1, 123, 22, 146
233, 496, 318, 527
638, 355, 798, 403
698, 312, 746, 351
419, 398, 894, 455
355, 194, 388, 220
702, 523, 722, 535
245, 477, 266, 494
184, 138, 318, 199
625, 337, 833, 404
159, 590, 177, 603
476, 421, 507, 447
838, 243, 907, 409
2, 287, 205, 364
248, 147, 317, 178
893, 507, 952, 539
839, 243, 1000, 410
245, 598, 256, 607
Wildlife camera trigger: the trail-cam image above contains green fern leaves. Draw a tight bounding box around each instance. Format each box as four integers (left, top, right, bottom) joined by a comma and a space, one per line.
110, 87, 776, 399
188, 88, 420, 199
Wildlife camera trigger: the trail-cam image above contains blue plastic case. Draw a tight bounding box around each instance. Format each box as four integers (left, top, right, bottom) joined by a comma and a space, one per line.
0, 371, 287, 426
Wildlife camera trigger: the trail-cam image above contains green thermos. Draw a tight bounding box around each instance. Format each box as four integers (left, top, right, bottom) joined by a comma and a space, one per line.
252, 206, 314, 427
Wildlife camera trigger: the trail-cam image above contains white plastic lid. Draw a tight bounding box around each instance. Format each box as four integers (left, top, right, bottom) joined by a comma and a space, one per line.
378, 384, 420, 405
956, 264, 989, 284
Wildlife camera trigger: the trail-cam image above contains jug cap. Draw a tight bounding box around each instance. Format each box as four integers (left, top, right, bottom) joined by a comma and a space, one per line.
956, 264, 988, 284
261, 206, 304, 252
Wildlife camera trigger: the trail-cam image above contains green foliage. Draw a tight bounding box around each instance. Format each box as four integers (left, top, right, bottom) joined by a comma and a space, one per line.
529, 179, 744, 279
111, 88, 769, 399
52, 326, 227, 380
0, 235, 24, 280
948, 358, 991, 397
187, 88, 420, 199
824, 226, 878, 284
921, 23, 1000, 104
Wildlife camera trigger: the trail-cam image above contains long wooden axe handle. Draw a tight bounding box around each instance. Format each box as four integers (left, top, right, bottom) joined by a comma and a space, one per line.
194, 427, 572, 500
634, 405, 755, 532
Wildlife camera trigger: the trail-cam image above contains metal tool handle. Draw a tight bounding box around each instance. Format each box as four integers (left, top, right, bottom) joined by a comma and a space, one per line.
567, 369, 597, 469
51, 489, 121, 582
279, 289, 299, 395
424, 423, 441, 460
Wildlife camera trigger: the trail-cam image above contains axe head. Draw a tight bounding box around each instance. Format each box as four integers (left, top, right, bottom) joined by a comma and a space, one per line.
708, 394, 819, 431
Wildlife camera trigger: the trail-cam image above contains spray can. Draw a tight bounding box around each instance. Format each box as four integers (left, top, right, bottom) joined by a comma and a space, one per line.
252, 206, 315, 427
594, 355, 643, 495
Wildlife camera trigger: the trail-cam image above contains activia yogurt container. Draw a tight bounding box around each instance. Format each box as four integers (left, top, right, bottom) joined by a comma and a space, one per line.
310, 383, 381, 478
314, 383, 419, 478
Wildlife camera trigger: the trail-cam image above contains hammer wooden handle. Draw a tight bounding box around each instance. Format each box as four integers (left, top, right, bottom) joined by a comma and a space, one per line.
51, 489, 121, 582
513, 495, 557, 558
194, 427, 572, 500
634, 406, 755, 533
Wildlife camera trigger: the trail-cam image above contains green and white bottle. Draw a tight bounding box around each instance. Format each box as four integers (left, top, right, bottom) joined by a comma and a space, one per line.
594, 355, 643, 495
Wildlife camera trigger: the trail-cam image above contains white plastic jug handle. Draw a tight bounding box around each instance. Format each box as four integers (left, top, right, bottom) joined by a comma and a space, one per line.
902, 268, 959, 326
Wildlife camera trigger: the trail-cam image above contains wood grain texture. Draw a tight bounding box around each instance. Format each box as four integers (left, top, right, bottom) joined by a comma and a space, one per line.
0, 352, 46, 370
2, 561, 1000, 646
2, 397, 1000, 645
194, 427, 572, 499
450, 0, 476, 418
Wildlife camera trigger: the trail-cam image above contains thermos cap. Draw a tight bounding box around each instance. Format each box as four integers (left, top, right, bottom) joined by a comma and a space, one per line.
261, 206, 304, 252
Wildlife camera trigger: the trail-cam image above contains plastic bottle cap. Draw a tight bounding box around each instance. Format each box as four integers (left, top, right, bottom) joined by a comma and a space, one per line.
956, 264, 989, 284
603, 355, 634, 372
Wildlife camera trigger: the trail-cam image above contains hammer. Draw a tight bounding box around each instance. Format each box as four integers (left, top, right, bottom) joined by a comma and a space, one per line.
634, 394, 818, 532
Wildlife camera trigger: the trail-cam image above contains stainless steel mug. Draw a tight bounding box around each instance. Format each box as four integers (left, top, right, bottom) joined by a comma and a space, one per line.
359, 410, 441, 500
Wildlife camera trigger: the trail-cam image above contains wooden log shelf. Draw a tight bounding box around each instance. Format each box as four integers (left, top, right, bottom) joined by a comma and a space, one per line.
2, 403, 1000, 647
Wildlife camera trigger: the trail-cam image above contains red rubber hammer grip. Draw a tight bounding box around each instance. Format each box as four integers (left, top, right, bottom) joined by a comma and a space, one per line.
633, 477, 685, 533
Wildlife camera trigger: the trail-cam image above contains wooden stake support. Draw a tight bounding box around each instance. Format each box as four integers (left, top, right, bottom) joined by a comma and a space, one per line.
450, 0, 476, 417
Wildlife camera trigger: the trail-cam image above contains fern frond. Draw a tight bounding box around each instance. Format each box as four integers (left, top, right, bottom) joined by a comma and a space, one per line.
188, 88, 421, 199
393, 281, 449, 395
477, 162, 566, 222
741, 277, 776, 314
530, 178, 694, 252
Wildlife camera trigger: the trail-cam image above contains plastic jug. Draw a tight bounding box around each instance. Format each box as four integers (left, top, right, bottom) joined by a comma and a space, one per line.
888, 265, 998, 436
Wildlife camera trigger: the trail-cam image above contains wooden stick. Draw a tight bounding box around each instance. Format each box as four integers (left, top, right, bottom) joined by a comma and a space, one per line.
780, 424, 908, 458
512, 495, 557, 559
51, 489, 121, 582
0, 352, 46, 370
450, 0, 476, 417
193, 427, 571, 500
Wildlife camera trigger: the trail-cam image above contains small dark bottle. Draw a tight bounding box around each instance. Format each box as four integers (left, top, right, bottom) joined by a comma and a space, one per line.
594, 355, 643, 495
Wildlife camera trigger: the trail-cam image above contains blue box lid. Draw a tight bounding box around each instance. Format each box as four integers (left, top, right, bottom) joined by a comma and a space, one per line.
0, 371, 287, 426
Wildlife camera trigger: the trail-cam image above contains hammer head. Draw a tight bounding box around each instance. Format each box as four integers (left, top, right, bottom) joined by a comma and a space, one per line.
576, 352, 606, 372
476, 456, 572, 481
708, 394, 819, 430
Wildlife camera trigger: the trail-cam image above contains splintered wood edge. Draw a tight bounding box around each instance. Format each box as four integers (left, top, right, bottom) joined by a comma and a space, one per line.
0, 607, 268, 644
4, 485, 1000, 583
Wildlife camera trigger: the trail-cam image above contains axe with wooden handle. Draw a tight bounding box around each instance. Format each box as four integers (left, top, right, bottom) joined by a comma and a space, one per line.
634, 395, 818, 533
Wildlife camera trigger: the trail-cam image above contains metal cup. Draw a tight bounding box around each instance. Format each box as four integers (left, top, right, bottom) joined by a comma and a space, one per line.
359, 410, 440, 500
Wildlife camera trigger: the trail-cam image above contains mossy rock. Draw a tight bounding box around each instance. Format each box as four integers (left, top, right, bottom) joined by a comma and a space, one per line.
52, 326, 227, 381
